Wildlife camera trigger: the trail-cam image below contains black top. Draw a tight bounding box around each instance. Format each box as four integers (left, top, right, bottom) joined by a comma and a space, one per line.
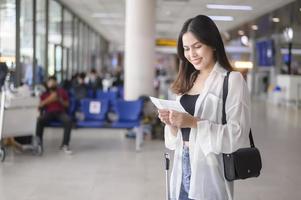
180, 94, 199, 141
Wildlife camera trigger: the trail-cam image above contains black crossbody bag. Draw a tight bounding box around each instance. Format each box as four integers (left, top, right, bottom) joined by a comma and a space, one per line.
222, 72, 262, 181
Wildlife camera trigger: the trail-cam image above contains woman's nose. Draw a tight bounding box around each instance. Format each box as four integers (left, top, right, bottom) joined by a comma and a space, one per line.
190, 49, 197, 58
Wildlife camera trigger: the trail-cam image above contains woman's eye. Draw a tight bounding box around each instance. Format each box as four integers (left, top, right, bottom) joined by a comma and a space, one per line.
195, 45, 202, 48
183, 47, 189, 51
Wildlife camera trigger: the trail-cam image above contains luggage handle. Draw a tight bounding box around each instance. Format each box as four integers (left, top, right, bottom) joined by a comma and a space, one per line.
164, 153, 170, 170
164, 153, 170, 200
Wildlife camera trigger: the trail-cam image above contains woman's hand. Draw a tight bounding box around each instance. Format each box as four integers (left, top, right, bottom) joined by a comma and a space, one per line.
158, 109, 178, 136
158, 109, 172, 125
169, 110, 198, 128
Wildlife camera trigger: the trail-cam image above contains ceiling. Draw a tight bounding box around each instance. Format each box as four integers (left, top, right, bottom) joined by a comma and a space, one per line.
59, 0, 295, 46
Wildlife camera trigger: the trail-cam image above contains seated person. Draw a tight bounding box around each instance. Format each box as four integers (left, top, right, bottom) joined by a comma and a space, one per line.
87, 69, 103, 95
0, 62, 8, 90
74, 72, 88, 100
36, 76, 72, 154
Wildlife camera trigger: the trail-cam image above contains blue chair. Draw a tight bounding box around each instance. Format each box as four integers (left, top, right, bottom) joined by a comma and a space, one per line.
96, 90, 118, 112
111, 99, 143, 150
111, 99, 143, 128
96, 90, 118, 102
77, 99, 109, 128
117, 86, 124, 99
68, 88, 75, 99
87, 88, 95, 99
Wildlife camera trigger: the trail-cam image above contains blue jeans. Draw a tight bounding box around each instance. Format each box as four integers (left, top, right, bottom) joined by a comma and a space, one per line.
179, 146, 193, 200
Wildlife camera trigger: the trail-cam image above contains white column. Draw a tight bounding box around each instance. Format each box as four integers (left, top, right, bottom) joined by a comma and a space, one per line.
124, 0, 156, 100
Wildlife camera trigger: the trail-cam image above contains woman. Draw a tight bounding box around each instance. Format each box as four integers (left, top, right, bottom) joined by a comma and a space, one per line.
158, 15, 251, 200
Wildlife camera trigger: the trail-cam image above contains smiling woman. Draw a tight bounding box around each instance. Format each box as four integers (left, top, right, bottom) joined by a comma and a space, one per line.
158, 15, 251, 200
182, 32, 215, 72
171, 15, 233, 95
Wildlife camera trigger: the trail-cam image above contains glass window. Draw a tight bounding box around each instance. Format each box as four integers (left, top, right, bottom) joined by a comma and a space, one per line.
90, 31, 100, 71
83, 25, 88, 72
72, 17, 78, 74
36, 0, 46, 84
98, 34, 105, 71
78, 21, 83, 72
86, 28, 90, 71
48, 0, 61, 81
96, 36, 102, 70
0, 0, 16, 71
63, 9, 72, 80
20, 0, 33, 85
89, 31, 96, 69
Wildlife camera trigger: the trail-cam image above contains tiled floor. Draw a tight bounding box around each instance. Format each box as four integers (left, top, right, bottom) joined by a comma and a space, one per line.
0, 100, 301, 200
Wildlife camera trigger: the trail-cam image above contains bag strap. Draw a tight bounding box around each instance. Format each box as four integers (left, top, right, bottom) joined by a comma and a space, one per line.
221, 72, 230, 125
222, 71, 255, 148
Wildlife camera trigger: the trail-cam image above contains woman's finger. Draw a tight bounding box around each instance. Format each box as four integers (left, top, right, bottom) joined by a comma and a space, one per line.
158, 114, 169, 122
159, 112, 170, 118
158, 110, 169, 116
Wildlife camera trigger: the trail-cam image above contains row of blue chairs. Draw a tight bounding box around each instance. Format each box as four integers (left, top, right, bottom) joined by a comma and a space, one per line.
68, 90, 121, 113
48, 98, 143, 129
69, 87, 124, 100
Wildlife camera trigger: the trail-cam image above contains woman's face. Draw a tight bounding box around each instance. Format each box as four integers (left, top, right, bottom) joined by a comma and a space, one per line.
182, 32, 215, 71
47, 79, 57, 89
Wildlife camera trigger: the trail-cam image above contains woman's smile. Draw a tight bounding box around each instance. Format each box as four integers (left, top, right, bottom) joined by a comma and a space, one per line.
191, 58, 202, 64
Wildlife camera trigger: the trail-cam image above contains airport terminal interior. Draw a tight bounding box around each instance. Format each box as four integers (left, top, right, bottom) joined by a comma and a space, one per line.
0, 0, 301, 199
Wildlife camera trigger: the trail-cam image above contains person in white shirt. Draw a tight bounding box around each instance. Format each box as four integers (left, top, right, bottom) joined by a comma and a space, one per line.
158, 15, 251, 200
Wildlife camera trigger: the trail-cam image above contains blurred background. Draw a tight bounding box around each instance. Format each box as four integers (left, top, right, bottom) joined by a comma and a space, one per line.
0, 0, 301, 199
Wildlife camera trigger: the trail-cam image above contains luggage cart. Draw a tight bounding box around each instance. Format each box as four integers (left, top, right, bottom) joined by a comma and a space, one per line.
0, 90, 42, 162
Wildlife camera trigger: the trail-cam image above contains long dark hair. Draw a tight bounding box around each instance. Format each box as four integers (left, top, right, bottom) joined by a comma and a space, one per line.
171, 15, 233, 94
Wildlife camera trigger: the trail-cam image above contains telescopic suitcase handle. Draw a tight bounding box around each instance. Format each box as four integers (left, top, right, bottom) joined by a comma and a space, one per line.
164, 152, 170, 200
164, 153, 170, 170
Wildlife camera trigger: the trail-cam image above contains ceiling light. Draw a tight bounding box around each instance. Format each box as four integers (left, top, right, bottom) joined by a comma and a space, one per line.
251, 25, 258, 30
165, 10, 171, 16
281, 48, 301, 55
299, 8, 301, 12
238, 30, 244, 35
272, 17, 280, 23
225, 46, 252, 53
208, 16, 234, 21
283, 27, 293, 42
241, 36, 249, 46
234, 61, 253, 69
99, 19, 124, 26
163, 0, 189, 3
91, 13, 121, 18
206, 4, 252, 11
223, 32, 230, 40
0, 3, 15, 9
